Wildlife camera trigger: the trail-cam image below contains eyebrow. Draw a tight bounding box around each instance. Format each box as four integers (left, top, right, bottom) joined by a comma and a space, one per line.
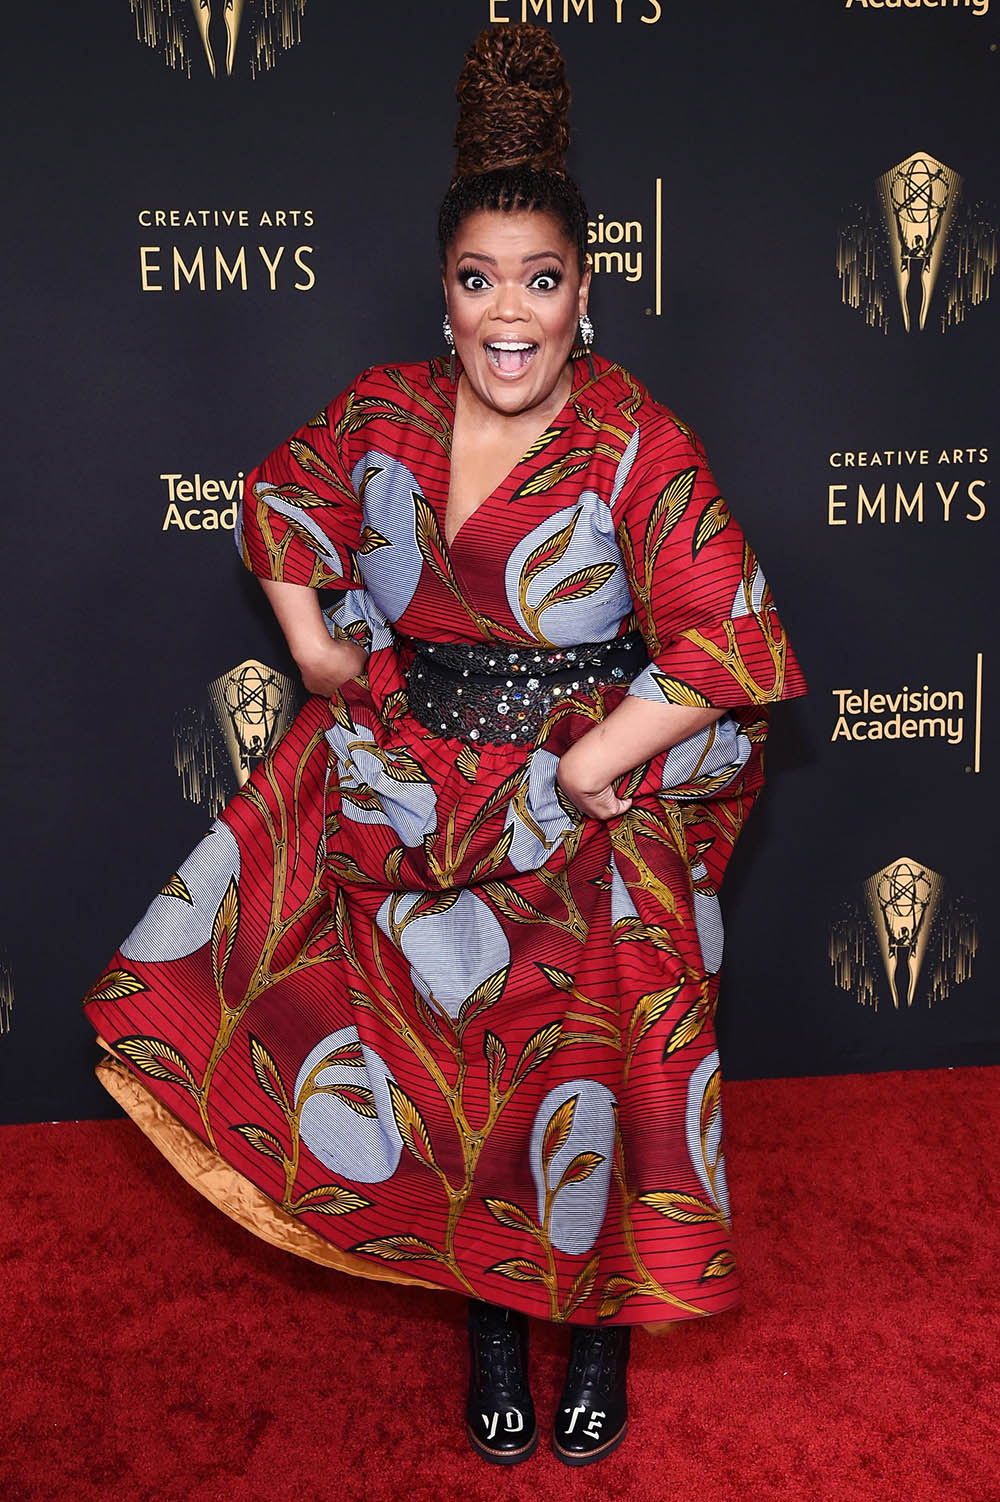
456, 251, 566, 265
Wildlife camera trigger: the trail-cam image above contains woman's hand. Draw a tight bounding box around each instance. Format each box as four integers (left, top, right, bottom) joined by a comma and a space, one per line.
556, 743, 633, 822
296, 638, 368, 696
556, 693, 726, 822
256, 580, 368, 696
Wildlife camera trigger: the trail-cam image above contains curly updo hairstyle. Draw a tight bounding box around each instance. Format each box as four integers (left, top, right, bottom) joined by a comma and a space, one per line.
437, 25, 589, 271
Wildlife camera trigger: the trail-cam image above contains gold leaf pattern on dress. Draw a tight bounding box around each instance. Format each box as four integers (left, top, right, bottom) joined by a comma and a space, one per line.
319, 1082, 378, 1119
457, 966, 508, 1033
518, 511, 580, 597
664, 987, 712, 1056
513, 448, 595, 499
542, 1094, 578, 1168
249, 1035, 290, 1112
211, 877, 240, 992
382, 846, 405, 886
484, 1198, 536, 1232
455, 744, 480, 782
288, 437, 348, 490
638, 1191, 725, 1226
483, 1030, 507, 1090
627, 982, 682, 1053
355, 464, 384, 507
387, 890, 460, 946
521, 425, 564, 461
534, 562, 619, 617
537, 963, 575, 993
319, 1041, 367, 1068
651, 673, 714, 709
557, 1151, 603, 1188
486, 1258, 547, 1284
598, 1275, 644, 1320
358, 525, 391, 554
387, 1079, 437, 1168
352, 1235, 444, 1263
113, 1035, 197, 1091
645, 466, 697, 568
293, 1185, 372, 1214
566, 1254, 601, 1316
325, 852, 377, 886
83, 969, 146, 1006
700, 1249, 736, 1281
159, 873, 193, 903
482, 880, 550, 927
511, 1022, 563, 1087
231, 1122, 286, 1163
306, 408, 328, 427
691, 495, 732, 557
469, 823, 515, 882
261, 480, 329, 509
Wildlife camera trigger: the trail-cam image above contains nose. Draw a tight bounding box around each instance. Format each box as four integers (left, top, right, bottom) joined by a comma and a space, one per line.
491, 281, 530, 323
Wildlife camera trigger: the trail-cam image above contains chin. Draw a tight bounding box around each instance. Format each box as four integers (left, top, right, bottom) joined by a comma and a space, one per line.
466, 347, 568, 413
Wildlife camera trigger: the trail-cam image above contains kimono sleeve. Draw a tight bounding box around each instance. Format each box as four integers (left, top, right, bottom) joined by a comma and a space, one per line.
613, 416, 807, 710
235, 376, 367, 590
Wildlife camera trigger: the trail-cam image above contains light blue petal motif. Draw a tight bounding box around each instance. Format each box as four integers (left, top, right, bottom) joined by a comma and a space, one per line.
609, 854, 639, 924
530, 1079, 617, 1255
324, 589, 393, 653
295, 1027, 403, 1183
685, 1050, 730, 1223
731, 560, 767, 619
609, 427, 640, 506
503, 495, 630, 645
120, 821, 240, 963
691, 869, 724, 974
353, 451, 425, 622
374, 889, 511, 1018
325, 724, 438, 848
658, 715, 752, 798
502, 749, 575, 872
250, 484, 344, 579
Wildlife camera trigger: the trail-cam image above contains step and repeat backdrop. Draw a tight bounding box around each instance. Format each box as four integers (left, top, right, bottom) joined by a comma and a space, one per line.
1, 1, 996, 1122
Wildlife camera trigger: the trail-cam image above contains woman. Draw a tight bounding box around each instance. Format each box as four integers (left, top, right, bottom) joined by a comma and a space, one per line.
84, 25, 806, 1469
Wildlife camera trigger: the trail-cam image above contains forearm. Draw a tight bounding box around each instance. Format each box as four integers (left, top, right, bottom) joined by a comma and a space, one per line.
560, 694, 724, 793
259, 578, 338, 666
258, 578, 367, 693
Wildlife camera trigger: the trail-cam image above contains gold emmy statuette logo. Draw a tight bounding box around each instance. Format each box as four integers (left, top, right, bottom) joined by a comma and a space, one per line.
838, 152, 997, 333
173, 658, 300, 816
130, 0, 307, 79
829, 856, 977, 1011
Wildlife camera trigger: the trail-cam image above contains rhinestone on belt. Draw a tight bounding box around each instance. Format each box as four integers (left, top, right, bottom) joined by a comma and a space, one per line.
404, 631, 648, 745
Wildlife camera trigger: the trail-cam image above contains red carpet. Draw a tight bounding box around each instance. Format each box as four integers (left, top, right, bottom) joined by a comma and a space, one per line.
3, 1067, 998, 1501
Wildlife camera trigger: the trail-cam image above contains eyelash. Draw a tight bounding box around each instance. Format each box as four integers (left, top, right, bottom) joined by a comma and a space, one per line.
457, 266, 564, 291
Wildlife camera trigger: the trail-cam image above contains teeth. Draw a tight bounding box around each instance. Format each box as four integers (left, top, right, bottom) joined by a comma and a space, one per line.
487, 341, 535, 351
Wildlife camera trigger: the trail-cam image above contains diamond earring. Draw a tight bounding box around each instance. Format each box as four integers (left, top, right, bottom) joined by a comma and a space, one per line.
443, 313, 456, 381
579, 313, 595, 348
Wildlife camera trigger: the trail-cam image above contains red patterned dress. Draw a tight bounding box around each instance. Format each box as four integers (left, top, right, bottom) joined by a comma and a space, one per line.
84, 353, 806, 1325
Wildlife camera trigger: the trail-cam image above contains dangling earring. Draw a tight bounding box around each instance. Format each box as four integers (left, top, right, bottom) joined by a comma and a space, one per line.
579, 312, 595, 379
443, 313, 456, 382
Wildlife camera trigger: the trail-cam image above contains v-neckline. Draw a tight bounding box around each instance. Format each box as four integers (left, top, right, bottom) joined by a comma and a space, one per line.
441, 358, 587, 553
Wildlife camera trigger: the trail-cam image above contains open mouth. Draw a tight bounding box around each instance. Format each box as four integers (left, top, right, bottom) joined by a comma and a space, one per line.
484, 340, 538, 374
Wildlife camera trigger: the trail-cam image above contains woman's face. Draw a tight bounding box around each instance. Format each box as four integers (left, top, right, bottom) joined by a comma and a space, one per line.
442, 208, 591, 419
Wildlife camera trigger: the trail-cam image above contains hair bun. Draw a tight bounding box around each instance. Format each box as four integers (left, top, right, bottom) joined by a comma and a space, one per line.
453, 24, 571, 178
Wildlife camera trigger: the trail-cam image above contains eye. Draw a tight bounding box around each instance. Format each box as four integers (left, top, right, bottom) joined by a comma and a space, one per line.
530, 268, 563, 291
458, 268, 492, 291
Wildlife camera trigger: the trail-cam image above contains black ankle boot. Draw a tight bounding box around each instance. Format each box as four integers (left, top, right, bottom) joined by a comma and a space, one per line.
465, 1300, 538, 1465
552, 1324, 631, 1466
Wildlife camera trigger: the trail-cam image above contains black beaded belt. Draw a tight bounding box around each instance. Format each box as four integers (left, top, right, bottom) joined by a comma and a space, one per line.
404, 631, 648, 745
